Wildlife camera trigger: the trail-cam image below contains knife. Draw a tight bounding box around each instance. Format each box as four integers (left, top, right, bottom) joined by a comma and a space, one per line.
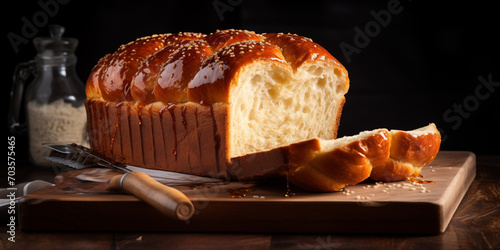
44, 143, 195, 221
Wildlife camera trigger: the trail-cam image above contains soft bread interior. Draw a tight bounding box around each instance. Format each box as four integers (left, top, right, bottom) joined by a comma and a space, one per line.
229, 61, 348, 158
318, 129, 388, 153
318, 124, 439, 156
390, 123, 438, 136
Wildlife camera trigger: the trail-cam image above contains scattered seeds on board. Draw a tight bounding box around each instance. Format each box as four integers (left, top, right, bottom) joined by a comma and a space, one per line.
343, 179, 432, 199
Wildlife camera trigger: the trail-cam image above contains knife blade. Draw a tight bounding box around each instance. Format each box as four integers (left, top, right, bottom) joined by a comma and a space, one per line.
45, 144, 130, 172
44, 143, 195, 221
46, 145, 221, 186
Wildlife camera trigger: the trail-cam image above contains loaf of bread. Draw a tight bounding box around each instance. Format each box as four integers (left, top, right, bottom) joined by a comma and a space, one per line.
232, 124, 441, 192
85, 30, 349, 179
85, 30, 440, 192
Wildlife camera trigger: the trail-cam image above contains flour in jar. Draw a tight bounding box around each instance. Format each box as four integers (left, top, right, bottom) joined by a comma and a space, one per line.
27, 99, 89, 166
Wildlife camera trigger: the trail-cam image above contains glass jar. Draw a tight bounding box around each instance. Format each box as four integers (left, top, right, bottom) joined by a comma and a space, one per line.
9, 25, 88, 166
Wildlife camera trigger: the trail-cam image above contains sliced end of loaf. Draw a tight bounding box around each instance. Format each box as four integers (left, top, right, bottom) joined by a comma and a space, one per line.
229, 60, 349, 158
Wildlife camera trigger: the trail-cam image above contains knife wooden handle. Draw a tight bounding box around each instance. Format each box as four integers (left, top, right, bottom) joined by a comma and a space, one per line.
107, 172, 194, 221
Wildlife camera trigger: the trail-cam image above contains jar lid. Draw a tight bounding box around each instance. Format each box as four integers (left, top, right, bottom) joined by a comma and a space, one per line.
33, 25, 78, 57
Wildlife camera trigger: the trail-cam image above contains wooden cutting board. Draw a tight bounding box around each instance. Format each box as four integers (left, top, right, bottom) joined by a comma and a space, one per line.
19, 151, 475, 234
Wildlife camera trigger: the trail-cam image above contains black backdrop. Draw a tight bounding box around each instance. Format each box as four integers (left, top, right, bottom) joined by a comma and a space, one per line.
5, 0, 500, 156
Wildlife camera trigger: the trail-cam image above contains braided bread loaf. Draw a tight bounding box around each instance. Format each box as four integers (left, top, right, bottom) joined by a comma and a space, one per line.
85, 30, 349, 178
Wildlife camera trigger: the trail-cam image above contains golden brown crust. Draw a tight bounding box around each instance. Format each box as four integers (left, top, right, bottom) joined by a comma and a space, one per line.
205, 29, 265, 52
232, 124, 440, 192
85, 99, 229, 178
264, 33, 344, 71
130, 42, 178, 104
389, 126, 441, 166
155, 40, 213, 103
370, 161, 416, 182
86, 54, 109, 99
98, 34, 169, 102
288, 129, 391, 192
164, 32, 206, 44
129, 33, 206, 104
86, 30, 344, 105
187, 40, 288, 104
370, 124, 441, 181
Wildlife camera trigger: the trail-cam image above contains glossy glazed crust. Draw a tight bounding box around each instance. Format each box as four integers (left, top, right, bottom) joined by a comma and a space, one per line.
370, 124, 442, 181
231, 133, 391, 186
232, 124, 440, 192
155, 40, 214, 103
86, 33, 207, 103
131, 41, 183, 104
389, 125, 441, 167
287, 130, 391, 192
85, 29, 349, 182
264, 33, 341, 71
205, 29, 265, 52
85, 30, 347, 105
85, 54, 109, 99
98, 34, 170, 102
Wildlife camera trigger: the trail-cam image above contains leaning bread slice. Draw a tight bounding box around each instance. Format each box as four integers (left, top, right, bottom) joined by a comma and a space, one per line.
370, 123, 441, 181
230, 129, 391, 192
230, 124, 441, 192
287, 129, 391, 192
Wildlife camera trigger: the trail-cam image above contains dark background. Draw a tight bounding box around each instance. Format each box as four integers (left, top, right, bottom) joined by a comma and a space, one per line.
5, 0, 500, 157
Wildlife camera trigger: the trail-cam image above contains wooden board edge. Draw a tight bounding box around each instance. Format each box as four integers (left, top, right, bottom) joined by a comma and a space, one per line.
439, 152, 476, 233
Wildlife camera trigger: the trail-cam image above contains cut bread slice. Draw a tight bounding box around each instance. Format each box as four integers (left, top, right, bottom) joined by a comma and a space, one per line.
231, 128, 391, 192
287, 129, 391, 192
230, 124, 440, 192
370, 123, 441, 181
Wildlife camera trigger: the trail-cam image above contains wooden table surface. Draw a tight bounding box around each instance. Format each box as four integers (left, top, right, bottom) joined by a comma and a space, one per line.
1, 154, 499, 250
